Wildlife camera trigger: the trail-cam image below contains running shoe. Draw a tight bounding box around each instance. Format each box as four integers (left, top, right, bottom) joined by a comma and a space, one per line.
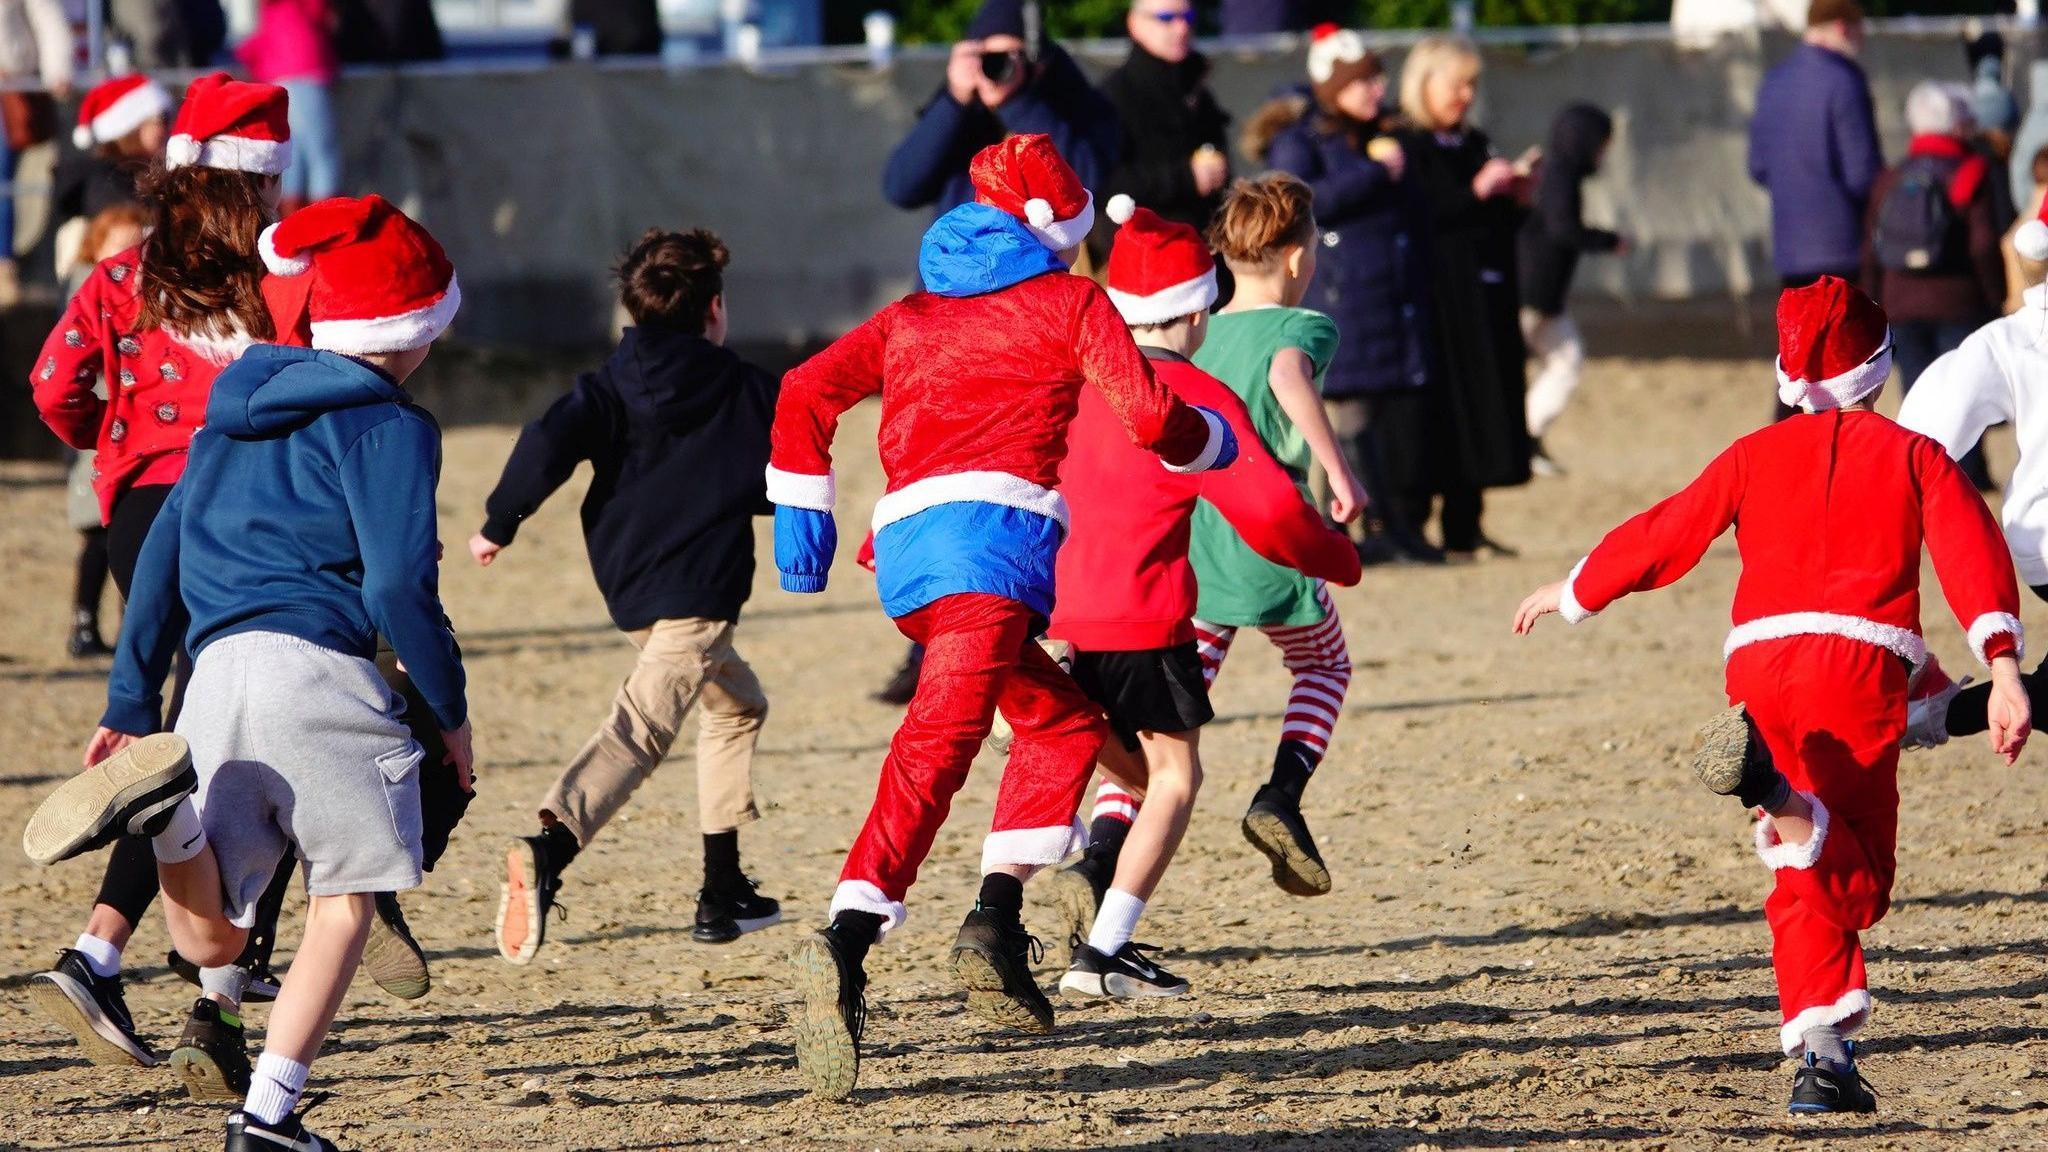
1241, 785, 1331, 896
23, 733, 195, 866
1059, 941, 1189, 998
27, 948, 157, 1066
692, 876, 783, 944
788, 929, 866, 1100
1788, 1045, 1878, 1114
226, 1109, 347, 1151
363, 892, 430, 1000
948, 908, 1053, 1034
169, 997, 251, 1100
496, 834, 564, 965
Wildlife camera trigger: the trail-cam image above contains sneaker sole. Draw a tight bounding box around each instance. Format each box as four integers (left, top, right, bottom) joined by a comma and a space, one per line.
1045, 867, 1100, 963
691, 909, 783, 946
1056, 968, 1188, 999
23, 734, 194, 866
168, 1043, 243, 1100
1241, 808, 1331, 897
364, 912, 431, 1001
788, 935, 859, 1100
496, 840, 544, 965
1692, 705, 1752, 796
947, 944, 1054, 1035
27, 972, 156, 1067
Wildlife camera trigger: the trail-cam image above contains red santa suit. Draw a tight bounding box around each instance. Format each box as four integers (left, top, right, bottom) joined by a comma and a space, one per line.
766, 137, 1232, 931
1555, 278, 2021, 1055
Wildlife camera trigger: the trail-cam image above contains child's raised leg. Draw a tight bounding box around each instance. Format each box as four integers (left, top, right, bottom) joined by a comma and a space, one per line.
1061, 730, 1200, 999
234, 892, 373, 1143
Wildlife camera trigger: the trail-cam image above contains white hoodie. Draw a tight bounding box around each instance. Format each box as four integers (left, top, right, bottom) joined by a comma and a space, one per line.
1899, 284, 2048, 587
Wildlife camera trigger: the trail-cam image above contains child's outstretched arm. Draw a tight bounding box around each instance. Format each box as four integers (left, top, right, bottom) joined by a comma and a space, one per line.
1266, 346, 1364, 523
473, 371, 620, 566
31, 270, 110, 450
1897, 338, 2011, 465
1918, 437, 2030, 762
1197, 386, 1361, 589
766, 309, 891, 593
1073, 287, 1235, 473
95, 483, 190, 753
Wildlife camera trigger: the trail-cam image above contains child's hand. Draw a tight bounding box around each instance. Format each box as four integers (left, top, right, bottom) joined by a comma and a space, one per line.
1987, 655, 2031, 766
83, 726, 137, 769
442, 721, 475, 792
1512, 581, 1565, 635
1327, 469, 1367, 525
469, 533, 502, 567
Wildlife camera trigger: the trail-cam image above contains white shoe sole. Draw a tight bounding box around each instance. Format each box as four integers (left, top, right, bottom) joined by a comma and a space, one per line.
28, 971, 156, 1066
1058, 969, 1189, 999
23, 733, 193, 866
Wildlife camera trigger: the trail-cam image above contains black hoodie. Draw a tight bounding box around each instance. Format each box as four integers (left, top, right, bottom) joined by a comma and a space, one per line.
1517, 103, 1620, 317
480, 326, 777, 630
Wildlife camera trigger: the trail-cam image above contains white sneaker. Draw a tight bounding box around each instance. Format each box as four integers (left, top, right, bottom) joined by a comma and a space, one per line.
1903, 659, 1966, 750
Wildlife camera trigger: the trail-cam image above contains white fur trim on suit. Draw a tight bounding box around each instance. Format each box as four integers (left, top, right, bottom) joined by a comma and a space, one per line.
1775, 337, 1893, 412
165, 133, 292, 176
1307, 27, 1368, 83
1753, 792, 1831, 871
309, 277, 462, 355
1967, 612, 2025, 666
1107, 268, 1219, 328
765, 466, 836, 511
78, 82, 171, 149
828, 879, 907, 938
1779, 988, 1873, 1056
1024, 191, 1095, 253
980, 819, 1085, 875
871, 470, 1069, 533
1161, 406, 1229, 474
257, 224, 312, 277
1558, 557, 1594, 624
1723, 612, 1926, 669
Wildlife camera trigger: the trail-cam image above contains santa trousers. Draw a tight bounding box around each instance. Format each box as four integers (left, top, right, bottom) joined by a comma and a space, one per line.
1728, 634, 1904, 1056
832, 592, 1107, 933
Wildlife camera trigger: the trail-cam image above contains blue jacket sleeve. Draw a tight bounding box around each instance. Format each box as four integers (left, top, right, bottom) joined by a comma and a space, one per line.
1270, 129, 1389, 225
774, 505, 837, 593
1747, 77, 1771, 188
1833, 72, 1882, 202
884, 93, 974, 211
341, 414, 468, 731
101, 483, 189, 734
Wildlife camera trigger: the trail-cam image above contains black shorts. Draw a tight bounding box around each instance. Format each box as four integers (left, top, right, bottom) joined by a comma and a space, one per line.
1068, 642, 1214, 751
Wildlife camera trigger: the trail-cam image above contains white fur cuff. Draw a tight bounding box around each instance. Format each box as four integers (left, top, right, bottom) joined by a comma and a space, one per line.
1024, 192, 1095, 253
1161, 407, 1229, 475
1753, 793, 1830, 871
764, 466, 836, 511
981, 820, 1084, 875
1780, 988, 1873, 1055
1558, 557, 1595, 624
1967, 612, 2025, 666
828, 879, 906, 939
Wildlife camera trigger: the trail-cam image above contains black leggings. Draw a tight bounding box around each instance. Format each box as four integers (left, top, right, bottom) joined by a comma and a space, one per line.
74, 528, 110, 617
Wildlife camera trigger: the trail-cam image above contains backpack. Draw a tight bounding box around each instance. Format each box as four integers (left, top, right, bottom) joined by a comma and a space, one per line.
1873, 156, 1963, 274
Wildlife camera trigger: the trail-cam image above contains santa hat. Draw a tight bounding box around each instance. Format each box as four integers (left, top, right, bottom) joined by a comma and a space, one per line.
165, 72, 290, 176
2016, 195, 2048, 263
1775, 275, 1892, 412
1308, 23, 1377, 86
969, 133, 1096, 252
258, 195, 461, 355
1102, 195, 1217, 326
73, 75, 171, 150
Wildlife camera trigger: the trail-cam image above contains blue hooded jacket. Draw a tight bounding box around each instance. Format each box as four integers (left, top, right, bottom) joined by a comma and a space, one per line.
104, 345, 467, 734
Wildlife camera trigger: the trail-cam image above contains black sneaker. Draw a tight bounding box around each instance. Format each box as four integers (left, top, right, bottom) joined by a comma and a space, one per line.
873, 646, 923, 706
1059, 941, 1190, 999
1044, 854, 1105, 960
948, 907, 1053, 1035
27, 948, 157, 1066
168, 997, 251, 1100
362, 892, 430, 1000
226, 1109, 346, 1151
692, 877, 783, 944
168, 951, 283, 1003
67, 615, 113, 659
22, 733, 196, 865
1692, 705, 1789, 809
496, 835, 563, 965
788, 929, 867, 1100
1241, 785, 1331, 896
1788, 1046, 1878, 1114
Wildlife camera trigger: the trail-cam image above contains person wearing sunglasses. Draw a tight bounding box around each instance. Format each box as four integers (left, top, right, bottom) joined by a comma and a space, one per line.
1095, 0, 1233, 253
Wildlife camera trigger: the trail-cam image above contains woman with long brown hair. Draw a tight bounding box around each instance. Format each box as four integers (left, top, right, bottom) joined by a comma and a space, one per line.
26, 70, 290, 1085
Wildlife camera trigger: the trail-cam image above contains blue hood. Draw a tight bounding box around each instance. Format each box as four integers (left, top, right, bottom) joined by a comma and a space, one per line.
917, 203, 1067, 298
205, 344, 408, 438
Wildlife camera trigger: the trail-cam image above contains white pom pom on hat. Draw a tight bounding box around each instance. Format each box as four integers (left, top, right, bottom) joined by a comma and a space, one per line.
72, 125, 94, 149
2019, 220, 2048, 263
1025, 198, 1056, 228
258, 222, 313, 277
1105, 194, 1137, 226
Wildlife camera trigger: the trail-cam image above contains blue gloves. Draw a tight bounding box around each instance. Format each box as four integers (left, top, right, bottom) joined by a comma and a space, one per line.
774, 504, 836, 593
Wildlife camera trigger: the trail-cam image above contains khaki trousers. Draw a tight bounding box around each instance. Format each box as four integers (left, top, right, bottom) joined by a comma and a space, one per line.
540, 617, 767, 842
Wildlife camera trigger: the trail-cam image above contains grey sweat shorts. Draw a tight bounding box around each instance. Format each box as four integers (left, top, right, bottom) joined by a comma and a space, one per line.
174, 631, 425, 927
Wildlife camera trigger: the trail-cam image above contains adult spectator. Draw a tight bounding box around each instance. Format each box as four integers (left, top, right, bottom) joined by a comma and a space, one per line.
1747, 0, 1880, 292
1219, 0, 1313, 35
108, 0, 225, 67
1393, 35, 1529, 560
882, 0, 1118, 228
0, 0, 73, 302
1255, 24, 1438, 565
333, 0, 443, 63
566, 0, 662, 56
1864, 81, 2002, 488
1096, 0, 1229, 247
240, 0, 344, 212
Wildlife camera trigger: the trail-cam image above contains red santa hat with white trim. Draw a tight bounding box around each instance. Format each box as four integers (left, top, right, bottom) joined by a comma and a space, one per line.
165, 72, 290, 176
969, 133, 1096, 252
1102, 194, 1217, 326
1774, 275, 1892, 412
258, 195, 461, 355
73, 75, 172, 150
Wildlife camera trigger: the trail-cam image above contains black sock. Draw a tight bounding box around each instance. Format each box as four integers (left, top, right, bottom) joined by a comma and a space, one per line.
1086, 815, 1130, 859
541, 821, 580, 875
976, 872, 1025, 925
1267, 740, 1320, 804
828, 910, 885, 969
703, 829, 741, 892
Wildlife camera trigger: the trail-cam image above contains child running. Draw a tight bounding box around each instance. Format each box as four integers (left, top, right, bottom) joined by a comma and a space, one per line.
1045, 195, 1362, 999
476, 227, 782, 962
766, 134, 1235, 1099
24, 194, 470, 1152
1512, 277, 2029, 1115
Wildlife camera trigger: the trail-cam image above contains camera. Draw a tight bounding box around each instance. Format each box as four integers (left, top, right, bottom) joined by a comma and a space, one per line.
980, 49, 1021, 83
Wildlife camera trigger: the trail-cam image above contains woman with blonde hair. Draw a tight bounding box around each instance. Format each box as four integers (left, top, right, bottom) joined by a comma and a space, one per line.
1394, 36, 1532, 559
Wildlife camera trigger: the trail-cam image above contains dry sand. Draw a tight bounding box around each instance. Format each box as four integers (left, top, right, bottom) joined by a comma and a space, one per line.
2, 357, 2046, 1150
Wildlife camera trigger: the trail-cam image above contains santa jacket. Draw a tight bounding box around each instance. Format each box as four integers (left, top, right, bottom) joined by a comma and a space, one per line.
1560, 408, 2021, 671
32, 248, 252, 523
767, 203, 1225, 621
1050, 348, 1360, 651
1899, 283, 2048, 586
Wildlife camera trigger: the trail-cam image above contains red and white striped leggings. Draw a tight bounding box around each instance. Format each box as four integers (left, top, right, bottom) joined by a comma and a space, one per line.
1192, 583, 1351, 762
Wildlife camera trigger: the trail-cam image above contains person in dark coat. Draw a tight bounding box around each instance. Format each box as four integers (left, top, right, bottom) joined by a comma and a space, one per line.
1257, 26, 1438, 565
1394, 35, 1530, 558
567, 0, 662, 56
1518, 102, 1622, 476
1095, 0, 1231, 242
1747, 0, 1880, 290
332, 0, 444, 62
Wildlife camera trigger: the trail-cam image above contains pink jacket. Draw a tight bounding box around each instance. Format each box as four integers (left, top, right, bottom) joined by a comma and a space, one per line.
237, 0, 338, 85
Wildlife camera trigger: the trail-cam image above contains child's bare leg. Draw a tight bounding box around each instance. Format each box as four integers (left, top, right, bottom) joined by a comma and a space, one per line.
158, 839, 246, 969
243, 892, 373, 1124
1095, 740, 1149, 798
1763, 790, 1816, 850
1100, 730, 1200, 907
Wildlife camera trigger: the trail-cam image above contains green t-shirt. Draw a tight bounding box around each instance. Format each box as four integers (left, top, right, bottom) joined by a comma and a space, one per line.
1188, 306, 1341, 627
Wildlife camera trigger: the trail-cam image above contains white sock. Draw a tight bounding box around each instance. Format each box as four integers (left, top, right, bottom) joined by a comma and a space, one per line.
244, 1052, 310, 1126
1087, 888, 1146, 955
199, 964, 250, 1009
72, 933, 122, 978
151, 798, 206, 864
